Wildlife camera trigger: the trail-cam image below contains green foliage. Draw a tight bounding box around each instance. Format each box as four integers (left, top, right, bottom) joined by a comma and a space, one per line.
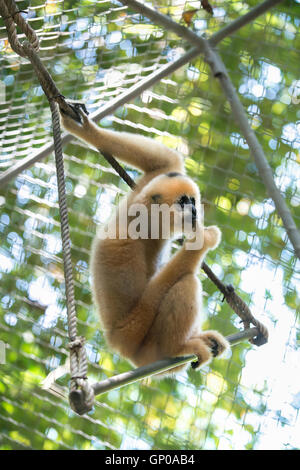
0, 0, 299, 451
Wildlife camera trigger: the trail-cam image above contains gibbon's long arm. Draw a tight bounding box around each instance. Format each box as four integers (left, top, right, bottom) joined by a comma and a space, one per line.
60, 110, 184, 174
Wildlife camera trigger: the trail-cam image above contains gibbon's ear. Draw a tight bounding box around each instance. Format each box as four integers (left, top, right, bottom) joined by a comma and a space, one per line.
151, 194, 162, 203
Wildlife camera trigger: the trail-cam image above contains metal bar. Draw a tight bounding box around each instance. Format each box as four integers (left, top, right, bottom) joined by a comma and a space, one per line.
215, 59, 300, 258
0, 137, 71, 187
209, 0, 284, 46
120, 0, 300, 258
92, 327, 259, 396
0, 47, 200, 188
0, 0, 283, 187
120, 0, 283, 49
120, 0, 208, 50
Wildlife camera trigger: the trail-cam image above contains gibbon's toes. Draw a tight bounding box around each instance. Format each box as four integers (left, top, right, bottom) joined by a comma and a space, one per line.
203, 226, 222, 250
190, 341, 212, 370
199, 330, 230, 358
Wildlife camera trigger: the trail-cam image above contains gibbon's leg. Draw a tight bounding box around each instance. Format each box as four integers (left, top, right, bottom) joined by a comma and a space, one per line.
111, 226, 228, 366
150, 272, 229, 371
132, 273, 211, 369
60, 110, 184, 174
133, 227, 229, 370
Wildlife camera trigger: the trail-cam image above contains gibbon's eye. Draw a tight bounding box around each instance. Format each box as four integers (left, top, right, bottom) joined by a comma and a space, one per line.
166, 172, 182, 178
191, 197, 196, 206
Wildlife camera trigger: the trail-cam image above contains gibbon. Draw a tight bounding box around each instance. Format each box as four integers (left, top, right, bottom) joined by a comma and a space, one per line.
60, 108, 229, 374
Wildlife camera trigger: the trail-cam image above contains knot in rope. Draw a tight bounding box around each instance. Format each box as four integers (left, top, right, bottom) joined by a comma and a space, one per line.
68, 336, 95, 415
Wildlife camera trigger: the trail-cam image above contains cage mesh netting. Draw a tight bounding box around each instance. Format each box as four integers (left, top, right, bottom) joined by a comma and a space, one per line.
0, 0, 299, 450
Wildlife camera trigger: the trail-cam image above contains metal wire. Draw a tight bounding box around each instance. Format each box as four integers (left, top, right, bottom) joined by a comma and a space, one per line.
0, 0, 299, 450
0, 1, 269, 410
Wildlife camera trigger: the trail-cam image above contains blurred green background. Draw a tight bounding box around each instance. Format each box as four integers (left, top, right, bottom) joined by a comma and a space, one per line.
0, 0, 299, 450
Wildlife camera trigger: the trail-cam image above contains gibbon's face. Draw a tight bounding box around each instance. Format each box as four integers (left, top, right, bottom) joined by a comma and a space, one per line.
141, 172, 201, 238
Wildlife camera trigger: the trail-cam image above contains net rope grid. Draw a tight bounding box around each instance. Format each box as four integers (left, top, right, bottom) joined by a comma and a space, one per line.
1, 0, 297, 415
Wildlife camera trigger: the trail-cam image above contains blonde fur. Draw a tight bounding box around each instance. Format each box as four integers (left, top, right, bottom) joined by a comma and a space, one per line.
61, 110, 229, 374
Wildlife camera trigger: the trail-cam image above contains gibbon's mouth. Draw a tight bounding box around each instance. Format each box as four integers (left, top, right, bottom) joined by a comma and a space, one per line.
177, 195, 197, 228
177, 195, 196, 207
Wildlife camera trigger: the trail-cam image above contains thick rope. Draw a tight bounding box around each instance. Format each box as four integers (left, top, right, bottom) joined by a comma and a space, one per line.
47, 103, 95, 414
50, 100, 94, 413
49, 101, 77, 340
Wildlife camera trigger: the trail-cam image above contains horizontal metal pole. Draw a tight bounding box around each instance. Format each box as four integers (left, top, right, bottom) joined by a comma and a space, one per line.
0, 135, 73, 187
92, 327, 259, 396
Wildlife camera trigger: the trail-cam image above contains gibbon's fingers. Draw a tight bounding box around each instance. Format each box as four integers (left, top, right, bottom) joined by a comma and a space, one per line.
203, 226, 222, 250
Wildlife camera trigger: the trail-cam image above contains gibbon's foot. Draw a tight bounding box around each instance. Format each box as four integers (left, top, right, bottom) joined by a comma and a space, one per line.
189, 339, 212, 370
191, 331, 229, 369
203, 225, 221, 250
199, 330, 230, 357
